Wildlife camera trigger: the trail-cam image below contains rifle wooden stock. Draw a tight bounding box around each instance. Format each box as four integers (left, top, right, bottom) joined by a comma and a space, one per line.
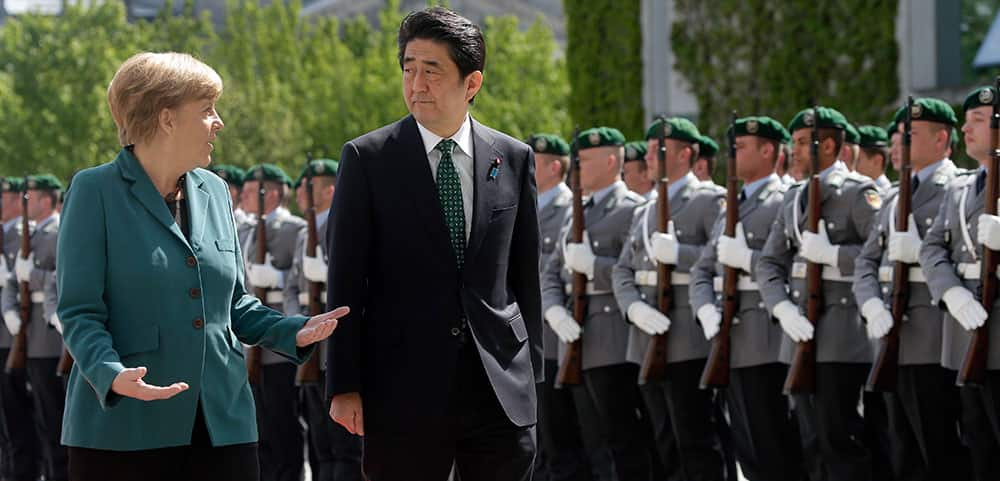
701, 113, 739, 389
296, 162, 323, 386
639, 117, 671, 385
960, 77, 1000, 386
784, 106, 823, 394
867, 97, 913, 392
246, 180, 267, 386
556, 128, 585, 388
6, 191, 30, 373
56, 348, 74, 377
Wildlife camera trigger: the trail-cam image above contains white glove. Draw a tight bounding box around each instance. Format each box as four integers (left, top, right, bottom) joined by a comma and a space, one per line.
800, 223, 839, 267
861, 298, 893, 339
247, 254, 283, 289
565, 237, 596, 278
627, 302, 671, 336
3, 311, 20, 336
717, 223, 753, 272
977, 214, 1000, 251
942, 286, 988, 331
48, 313, 62, 334
696, 304, 722, 340
14, 253, 33, 284
302, 244, 328, 283
650, 221, 679, 265
772, 300, 814, 342
888, 214, 921, 263
544, 305, 581, 343
0, 256, 10, 282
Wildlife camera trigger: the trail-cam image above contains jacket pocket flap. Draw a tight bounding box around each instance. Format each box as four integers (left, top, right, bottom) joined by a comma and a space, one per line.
215, 238, 235, 252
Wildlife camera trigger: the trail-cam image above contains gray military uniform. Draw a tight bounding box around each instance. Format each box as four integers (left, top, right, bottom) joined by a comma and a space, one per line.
757, 162, 881, 364
538, 183, 572, 361
612, 173, 725, 365
690, 175, 787, 368
854, 160, 960, 365
1, 214, 62, 359
283, 209, 329, 366
541, 181, 644, 370
0, 218, 24, 349
243, 206, 306, 365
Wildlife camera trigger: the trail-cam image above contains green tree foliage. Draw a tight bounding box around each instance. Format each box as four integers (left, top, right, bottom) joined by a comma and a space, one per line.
0, 0, 569, 179
563, 0, 643, 138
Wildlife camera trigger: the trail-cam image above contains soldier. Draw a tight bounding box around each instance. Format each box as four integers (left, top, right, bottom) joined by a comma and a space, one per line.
622, 140, 655, 201
240, 164, 308, 481
920, 85, 1000, 480
695, 134, 719, 183
853, 125, 892, 193
854, 97, 968, 480
1, 175, 65, 481
689, 116, 804, 481
541, 127, 655, 481
612, 117, 726, 481
211, 164, 249, 226
756, 107, 881, 481
842, 123, 861, 171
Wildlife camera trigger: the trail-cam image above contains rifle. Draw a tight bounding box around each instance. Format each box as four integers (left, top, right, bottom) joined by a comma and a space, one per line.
6, 187, 30, 373
246, 173, 266, 386
700, 113, 739, 389
867, 96, 913, 392
556, 128, 585, 388
960, 77, 1000, 386
784, 105, 823, 394
295, 154, 323, 386
639, 116, 671, 384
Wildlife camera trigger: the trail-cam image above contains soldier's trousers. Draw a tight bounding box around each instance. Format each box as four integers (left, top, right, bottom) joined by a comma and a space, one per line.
883, 366, 969, 481
724, 363, 804, 481
962, 372, 1000, 481
252, 362, 303, 481
577, 363, 655, 481
26, 357, 67, 481
537, 358, 598, 481
0, 347, 39, 481
790, 363, 870, 481
301, 381, 363, 481
641, 359, 725, 481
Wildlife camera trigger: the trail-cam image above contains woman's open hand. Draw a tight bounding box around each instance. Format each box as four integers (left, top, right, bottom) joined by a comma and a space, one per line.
111, 366, 189, 401
295, 306, 349, 347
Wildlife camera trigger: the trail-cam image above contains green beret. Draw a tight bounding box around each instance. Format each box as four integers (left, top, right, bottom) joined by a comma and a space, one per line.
857, 125, 889, 148
729, 116, 790, 143
624, 141, 647, 163
576, 127, 626, 151
788, 106, 849, 133
963, 86, 997, 113
525, 133, 570, 156
25, 174, 62, 191
697, 135, 719, 158
644, 117, 701, 144
892, 98, 957, 126
886, 120, 899, 137
211, 164, 246, 187
0, 177, 24, 193
844, 123, 860, 144
303, 158, 339, 178
246, 164, 292, 187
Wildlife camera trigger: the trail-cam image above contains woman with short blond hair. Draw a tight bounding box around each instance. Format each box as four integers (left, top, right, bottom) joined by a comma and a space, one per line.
57, 52, 347, 481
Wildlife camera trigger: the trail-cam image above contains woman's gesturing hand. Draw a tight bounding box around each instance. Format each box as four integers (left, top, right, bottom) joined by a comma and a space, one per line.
111, 366, 189, 401
295, 306, 349, 347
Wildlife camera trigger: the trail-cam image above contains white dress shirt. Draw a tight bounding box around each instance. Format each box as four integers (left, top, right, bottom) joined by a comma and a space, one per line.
417, 115, 475, 241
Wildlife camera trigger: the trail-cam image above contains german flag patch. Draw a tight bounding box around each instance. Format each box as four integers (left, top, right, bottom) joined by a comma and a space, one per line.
864, 190, 882, 210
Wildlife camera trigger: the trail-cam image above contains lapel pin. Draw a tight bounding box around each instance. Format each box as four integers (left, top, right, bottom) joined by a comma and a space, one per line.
487, 157, 502, 181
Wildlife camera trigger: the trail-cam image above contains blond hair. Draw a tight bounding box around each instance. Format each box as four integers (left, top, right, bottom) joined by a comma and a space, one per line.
107, 52, 223, 146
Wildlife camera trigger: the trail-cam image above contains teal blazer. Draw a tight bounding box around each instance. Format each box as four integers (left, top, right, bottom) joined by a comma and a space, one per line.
57, 148, 312, 451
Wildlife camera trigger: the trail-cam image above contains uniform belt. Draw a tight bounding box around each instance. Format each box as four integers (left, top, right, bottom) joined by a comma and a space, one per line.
712, 275, 759, 292
877, 266, 926, 283
264, 290, 284, 305
955, 262, 1000, 280
790, 262, 853, 282
633, 270, 690, 287
29, 291, 44, 304
563, 282, 612, 296
297, 291, 327, 306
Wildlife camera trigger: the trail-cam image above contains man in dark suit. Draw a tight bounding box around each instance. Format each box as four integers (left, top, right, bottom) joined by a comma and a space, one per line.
325, 7, 542, 481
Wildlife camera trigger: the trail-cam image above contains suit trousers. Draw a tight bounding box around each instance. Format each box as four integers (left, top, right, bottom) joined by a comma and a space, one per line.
26, 357, 67, 481
0, 347, 39, 481
301, 381, 363, 481
361, 341, 535, 481
252, 362, 304, 481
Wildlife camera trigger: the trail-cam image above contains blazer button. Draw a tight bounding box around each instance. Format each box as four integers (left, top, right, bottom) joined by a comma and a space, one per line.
451, 327, 461, 336
192, 318, 204, 329
186, 256, 197, 267
190, 288, 202, 299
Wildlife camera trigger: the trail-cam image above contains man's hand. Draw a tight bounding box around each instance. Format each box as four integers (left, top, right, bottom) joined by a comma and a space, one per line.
330, 391, 364, 436
111, 366, 189, 401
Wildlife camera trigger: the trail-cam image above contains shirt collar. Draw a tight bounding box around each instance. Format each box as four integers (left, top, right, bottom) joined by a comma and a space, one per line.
819, 160, 847, 182
643, 189, 658, 201
2, 217, 18, 233
265, 206, 289, 222
538, 183, 570, 210
915, 158, 947, 183
591, 181, 624, 207
315, 208, 330, 228
416, 115, 473, 159
35, 213, 58, 230
742, 174, 778, 200
668, 171, 698, 200
876, 175, 891, 190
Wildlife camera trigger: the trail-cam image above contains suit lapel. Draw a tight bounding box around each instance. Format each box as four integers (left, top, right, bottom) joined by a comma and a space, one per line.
464, 120, 502, 269
115, 149, 190, 250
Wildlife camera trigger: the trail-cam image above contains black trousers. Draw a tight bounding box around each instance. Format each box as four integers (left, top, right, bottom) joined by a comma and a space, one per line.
0, 348, 39, 481
711, 391, 738, 481
863, 389, 892, 481
963, 372, 1000, 481
579, 363, 655, 481
883, 365, 969, 481
361, 342, 535, 481
791, 363, 870, 481
536, 358, 593, 481
26, 357, 66, 481
641, 359, 724, 481
301, 381, 363, 481
251, 362, 304, 481
724, 363, 804, 481
68, 403, 258, 481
